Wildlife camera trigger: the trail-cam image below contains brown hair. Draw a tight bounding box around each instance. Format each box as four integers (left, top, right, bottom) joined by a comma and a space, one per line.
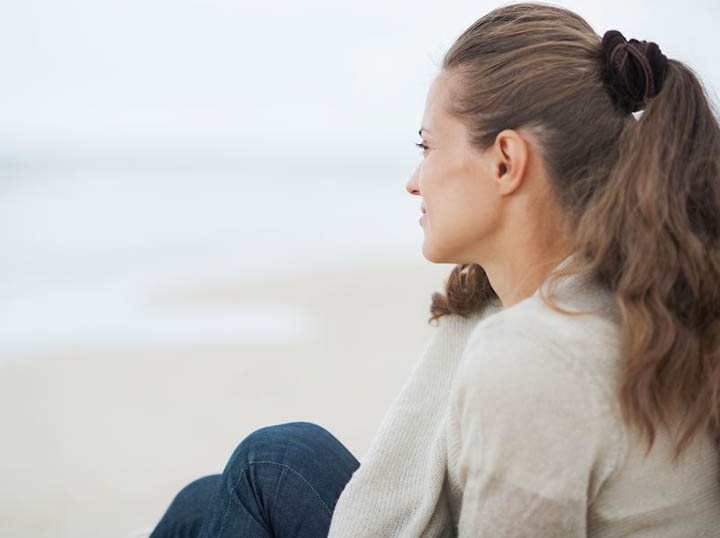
427, 3, 720, 459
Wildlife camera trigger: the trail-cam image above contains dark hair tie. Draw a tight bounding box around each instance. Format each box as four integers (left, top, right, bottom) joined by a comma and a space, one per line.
601, 30, 668, 114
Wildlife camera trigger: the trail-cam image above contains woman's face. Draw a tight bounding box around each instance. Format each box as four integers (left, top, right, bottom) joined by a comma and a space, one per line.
406, 73, 502, 265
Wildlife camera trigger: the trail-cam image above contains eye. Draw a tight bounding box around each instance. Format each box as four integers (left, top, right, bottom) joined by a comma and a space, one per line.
415, 142, 429, 153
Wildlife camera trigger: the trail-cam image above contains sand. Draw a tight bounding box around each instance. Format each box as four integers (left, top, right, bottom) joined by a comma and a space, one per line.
0, 258, 454, 538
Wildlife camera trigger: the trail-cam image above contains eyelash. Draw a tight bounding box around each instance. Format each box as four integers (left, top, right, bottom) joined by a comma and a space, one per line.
415, 142, 428, 152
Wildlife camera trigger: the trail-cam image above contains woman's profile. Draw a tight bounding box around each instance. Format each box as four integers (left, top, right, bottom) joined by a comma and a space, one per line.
148, 3, 720, 536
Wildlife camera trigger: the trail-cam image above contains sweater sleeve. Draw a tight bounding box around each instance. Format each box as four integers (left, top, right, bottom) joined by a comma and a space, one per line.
446, 319, 618, 537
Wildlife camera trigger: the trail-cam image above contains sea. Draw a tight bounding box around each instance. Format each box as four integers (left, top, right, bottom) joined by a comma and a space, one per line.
0, 153, 424, 360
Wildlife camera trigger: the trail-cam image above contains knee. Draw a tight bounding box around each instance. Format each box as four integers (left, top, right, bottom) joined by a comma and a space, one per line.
250, 421, 330, 440
217, 421, 359, 513
225, 422, 350, 475
223, 422, 334, 475
173, 475, 221, 506
150, 475, 221, 538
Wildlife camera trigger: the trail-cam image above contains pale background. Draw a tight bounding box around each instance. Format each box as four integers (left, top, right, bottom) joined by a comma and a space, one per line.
1, 1, 718, 537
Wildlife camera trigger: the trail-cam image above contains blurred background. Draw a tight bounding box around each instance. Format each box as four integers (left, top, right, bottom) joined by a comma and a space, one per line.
1, 0, 718, 536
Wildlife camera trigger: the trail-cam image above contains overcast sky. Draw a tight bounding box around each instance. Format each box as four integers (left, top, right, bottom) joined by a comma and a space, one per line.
1, 0, 718, 162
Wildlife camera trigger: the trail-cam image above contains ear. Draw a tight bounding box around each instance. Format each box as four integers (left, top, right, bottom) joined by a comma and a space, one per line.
491, 129, 530, 196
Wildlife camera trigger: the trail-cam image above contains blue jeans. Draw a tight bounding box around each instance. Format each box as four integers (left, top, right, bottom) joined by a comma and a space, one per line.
150, 422, 360, 538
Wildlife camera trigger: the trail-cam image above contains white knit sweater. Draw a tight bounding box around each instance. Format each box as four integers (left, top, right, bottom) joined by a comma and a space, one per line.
326, 259, 720, 537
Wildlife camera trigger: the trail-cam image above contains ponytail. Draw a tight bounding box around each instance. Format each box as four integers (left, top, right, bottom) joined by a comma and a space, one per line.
563, 59, 720, 457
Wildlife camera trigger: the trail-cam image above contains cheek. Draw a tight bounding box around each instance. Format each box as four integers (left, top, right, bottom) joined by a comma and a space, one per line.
445, 176, 500, 236
420, 152, 495, 217
419, 155, 461, 204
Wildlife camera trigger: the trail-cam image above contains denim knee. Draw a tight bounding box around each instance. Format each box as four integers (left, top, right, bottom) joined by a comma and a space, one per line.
224, 422, 334, 474
174, 475, 222, 505
220, 421, 358, 500
150, 475, 222, 538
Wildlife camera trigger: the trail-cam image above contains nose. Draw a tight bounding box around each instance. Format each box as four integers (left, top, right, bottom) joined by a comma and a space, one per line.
406, 164, 420, 196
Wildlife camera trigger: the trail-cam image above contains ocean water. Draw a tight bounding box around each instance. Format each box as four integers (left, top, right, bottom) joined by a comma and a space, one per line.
0, 159, 423, 359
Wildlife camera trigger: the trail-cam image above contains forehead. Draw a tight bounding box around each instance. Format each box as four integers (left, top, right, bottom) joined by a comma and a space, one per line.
422, 72, 465, 138
423, 74, 452, 122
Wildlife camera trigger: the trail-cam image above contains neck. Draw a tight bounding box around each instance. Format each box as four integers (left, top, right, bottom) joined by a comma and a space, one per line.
484, 245, 576, 309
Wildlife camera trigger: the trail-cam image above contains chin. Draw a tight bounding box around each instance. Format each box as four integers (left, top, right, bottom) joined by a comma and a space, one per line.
421, 243, 452, 264
422, 238, 473, 265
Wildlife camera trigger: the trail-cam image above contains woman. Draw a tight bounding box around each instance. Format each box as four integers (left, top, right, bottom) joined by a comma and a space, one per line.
149, 3, 720, 537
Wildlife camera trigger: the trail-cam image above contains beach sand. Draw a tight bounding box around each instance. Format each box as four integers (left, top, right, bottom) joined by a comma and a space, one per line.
0, 258, 453, 538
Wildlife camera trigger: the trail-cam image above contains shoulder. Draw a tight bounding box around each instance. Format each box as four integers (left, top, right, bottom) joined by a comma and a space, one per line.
462, 286, 622, 381
452, 290, 625, 430
446, 286, 625, 502
430, 298, 504, 348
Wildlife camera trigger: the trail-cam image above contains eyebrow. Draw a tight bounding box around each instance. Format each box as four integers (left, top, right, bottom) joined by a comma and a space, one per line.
419, 127, 431, 137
